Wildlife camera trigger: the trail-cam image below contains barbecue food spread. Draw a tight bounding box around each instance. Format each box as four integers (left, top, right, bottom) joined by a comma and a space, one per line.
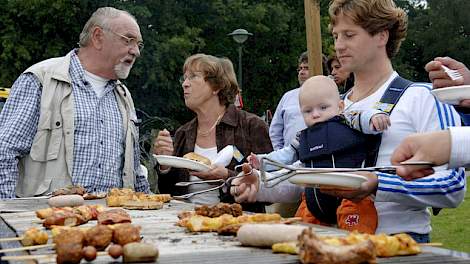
84, 225, 113, 250
272, 230, 421, 258
52, 185, 107, 200
183, 152, 211, 165
179, 213, 282, 232
54, 228, 86, 264
106, 188, 171, 207
299, 228, 376, 264
97, 209, 132, 225
112, 223, 142, 246
20, 227, 49, 246
39, 205, 105, 228
194, 203, 243, 217
36, 205, 104, 219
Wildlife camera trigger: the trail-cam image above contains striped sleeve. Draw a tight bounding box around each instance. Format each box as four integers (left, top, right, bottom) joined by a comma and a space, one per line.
375, 82, 466, 208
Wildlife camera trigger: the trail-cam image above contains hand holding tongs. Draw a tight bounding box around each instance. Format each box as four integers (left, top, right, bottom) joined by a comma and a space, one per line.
260, 157, 397, 188
172, 165, 251, 200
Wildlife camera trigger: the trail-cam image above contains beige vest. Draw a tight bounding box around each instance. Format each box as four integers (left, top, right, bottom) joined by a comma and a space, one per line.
15, 52, 138, 197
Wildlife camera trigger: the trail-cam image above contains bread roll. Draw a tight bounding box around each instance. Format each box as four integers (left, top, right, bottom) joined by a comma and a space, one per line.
183, 152, 211, 166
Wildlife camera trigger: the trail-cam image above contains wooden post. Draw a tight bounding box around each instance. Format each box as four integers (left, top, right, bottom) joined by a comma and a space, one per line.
304, 0, 323, 76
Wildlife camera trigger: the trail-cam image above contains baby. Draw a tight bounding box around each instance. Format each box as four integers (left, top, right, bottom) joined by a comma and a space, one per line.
249, 75, 390, 234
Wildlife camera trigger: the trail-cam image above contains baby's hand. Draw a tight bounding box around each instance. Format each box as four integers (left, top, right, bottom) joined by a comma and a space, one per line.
370, 113, 390, 132
247, 153, 261, 170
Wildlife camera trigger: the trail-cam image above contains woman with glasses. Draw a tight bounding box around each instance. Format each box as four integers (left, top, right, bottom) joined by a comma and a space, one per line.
153, 54, 272, 212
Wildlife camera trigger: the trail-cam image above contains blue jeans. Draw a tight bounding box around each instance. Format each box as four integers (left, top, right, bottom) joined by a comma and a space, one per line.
407, 232, 430, 243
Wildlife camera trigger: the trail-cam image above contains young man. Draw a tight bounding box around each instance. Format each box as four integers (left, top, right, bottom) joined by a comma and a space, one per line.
0, 7, 149, 198
269, 51, 310, 150
232, 0, 465, 243
324, 0, 465, 242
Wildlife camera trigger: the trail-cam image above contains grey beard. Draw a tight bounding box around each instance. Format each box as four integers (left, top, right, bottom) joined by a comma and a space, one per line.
114, 62, 132, 79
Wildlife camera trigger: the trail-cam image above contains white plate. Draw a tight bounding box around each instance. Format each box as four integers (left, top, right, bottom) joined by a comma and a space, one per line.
288, 172, 367, 189
153, 155, 211, 172
431, 85, 470, 105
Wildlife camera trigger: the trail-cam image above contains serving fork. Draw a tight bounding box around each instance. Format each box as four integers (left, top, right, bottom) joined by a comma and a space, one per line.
259, 157, 398, 188
441, 65, 463, 81
172, 165, 250, 200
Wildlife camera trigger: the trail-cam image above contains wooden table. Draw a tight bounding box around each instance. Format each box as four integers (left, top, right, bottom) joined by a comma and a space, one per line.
1, 199, 470, 264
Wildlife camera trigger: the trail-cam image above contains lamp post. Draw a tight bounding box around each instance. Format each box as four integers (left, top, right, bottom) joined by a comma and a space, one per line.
228, 29, 252, 91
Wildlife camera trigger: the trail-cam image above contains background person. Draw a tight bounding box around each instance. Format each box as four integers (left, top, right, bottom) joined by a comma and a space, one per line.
327, 54, 354, 94
0, 7, 149, 199
269, 51, 309, 151
153, 54, 272, 212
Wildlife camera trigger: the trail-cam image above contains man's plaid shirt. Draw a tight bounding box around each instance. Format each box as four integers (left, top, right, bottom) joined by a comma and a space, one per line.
0, 50, 149, 198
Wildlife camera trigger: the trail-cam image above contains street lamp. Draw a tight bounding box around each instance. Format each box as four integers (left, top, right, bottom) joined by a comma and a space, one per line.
228, 29, 253, 91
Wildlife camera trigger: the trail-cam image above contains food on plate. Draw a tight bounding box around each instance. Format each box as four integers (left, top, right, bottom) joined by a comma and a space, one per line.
112, 223, 142, 246
195, 203, 243, 218
97, 209, 132, 225
183, 152, 211, 166
20, 227, 49, 246
180, 213, 282, 232
123, 242, 159, 263
121, 200, 164, 210
299, 228, 376, 264
237, 224, 307, 247
106, 188, 171, 207
54, 228, 86, 264
108, 244, 124, 259
85, 225, 113, 250
82, 246, 98, 261
48, 194, 85, 207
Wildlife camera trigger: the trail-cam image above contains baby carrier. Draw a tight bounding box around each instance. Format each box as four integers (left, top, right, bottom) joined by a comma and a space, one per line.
299, 76, 413, 224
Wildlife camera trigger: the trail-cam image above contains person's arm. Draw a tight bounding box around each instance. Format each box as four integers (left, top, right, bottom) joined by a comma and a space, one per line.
377, 84, 465, 208
133, 133, 150, 193
0, 73, 42, 199
343, 109, 387, 135
448, 126, 470, 168
269, 94, 287, 150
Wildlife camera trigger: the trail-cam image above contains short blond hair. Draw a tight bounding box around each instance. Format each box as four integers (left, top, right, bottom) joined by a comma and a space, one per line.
329, 0, 407, 58
183, 54, 239, 106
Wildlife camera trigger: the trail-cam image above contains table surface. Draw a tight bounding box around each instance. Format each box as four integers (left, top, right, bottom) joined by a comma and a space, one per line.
1, 198, 469, 264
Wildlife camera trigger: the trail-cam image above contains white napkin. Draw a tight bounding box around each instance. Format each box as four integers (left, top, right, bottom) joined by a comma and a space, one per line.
213, 145, 234, 167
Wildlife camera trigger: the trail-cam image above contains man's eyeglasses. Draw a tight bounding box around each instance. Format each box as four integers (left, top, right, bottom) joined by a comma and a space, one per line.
103, 27, 144, 52
297, 66, 309, 73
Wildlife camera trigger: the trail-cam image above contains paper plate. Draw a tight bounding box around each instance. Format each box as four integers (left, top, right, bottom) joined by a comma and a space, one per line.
154, 155, 210, 172
288, 172, 367, 189
431, 85, 470, 105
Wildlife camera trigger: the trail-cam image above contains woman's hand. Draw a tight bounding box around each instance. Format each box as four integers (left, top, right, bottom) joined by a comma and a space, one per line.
191, 165, 229, 181
153, 129, 174, 156
230, 163, 260, 203
320, 171, 378, 203
153, 129, 174, 171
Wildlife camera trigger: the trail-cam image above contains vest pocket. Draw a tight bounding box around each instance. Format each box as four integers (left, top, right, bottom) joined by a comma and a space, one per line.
30, 115, 62, 162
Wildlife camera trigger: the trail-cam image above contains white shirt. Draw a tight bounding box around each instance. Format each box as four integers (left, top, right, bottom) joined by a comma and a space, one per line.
84, 70, 108, 98
345, 72, 465, 234
188, 145, 220, 205
449, 127, 470, 168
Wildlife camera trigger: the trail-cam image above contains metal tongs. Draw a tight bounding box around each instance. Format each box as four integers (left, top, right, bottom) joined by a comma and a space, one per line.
172, 165, 250, 200
260, 157, 398, 188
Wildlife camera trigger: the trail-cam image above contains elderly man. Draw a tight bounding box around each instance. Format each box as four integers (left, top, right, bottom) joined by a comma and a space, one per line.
0, 7, 149, 198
